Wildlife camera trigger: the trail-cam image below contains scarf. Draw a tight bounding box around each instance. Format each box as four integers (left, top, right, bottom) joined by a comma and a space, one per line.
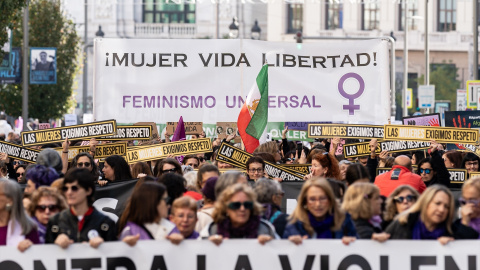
469, 218, 480, 239
216, 215, 260, 239
369, 215, 383, 231
307, 212, 333, 239
33, 217, 46, 244
412, 219, 446, 240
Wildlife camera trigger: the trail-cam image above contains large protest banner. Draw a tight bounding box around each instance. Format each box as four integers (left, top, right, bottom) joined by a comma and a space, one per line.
1, 240, 479, 269
21, 120, 117, 146
384, 125, 479, 144
94, 39, 390, 124
308, 124, 384, 139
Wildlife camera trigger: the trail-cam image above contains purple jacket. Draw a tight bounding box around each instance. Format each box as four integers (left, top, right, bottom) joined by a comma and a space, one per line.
120, 221, 181, 240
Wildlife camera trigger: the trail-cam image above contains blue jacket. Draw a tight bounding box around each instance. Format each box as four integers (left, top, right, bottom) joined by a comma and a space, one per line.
282, 213, 358, 239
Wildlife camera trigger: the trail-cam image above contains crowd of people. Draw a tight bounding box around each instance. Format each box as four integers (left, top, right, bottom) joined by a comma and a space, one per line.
1, 122, 480, 253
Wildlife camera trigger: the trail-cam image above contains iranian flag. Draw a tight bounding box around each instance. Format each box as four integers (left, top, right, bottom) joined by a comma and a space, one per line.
237, 64, 268, 153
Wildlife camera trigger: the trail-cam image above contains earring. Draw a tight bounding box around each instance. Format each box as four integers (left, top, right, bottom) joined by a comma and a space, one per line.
303, 205, 307, 209
5, 203, 12, 212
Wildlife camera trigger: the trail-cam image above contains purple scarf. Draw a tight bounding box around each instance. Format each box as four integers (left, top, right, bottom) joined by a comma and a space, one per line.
469, 218, 480, 239
412, 219, 446, 240
216, 215, 260, 239
308, 212, 333, 239
33, 217, 46, 244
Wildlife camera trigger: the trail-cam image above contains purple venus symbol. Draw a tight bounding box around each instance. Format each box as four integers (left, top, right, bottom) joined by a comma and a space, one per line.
338, 73, 365, 115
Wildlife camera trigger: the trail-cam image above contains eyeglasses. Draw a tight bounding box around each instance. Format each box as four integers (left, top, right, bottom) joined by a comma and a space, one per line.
459, 198, 480, 206
419, 168, 432, 174
36, 204, 59, 212
77, 162, 91, 168
466, 161, 479, 167
163, 196, 171, 205
162, 168, 177, 173
248, 168, 263, 173
13, 161, 23, 165
198, 157, 205, 162
307, 196, 329, 204
62, 185, 80, 192
227, 201, 254, 210
393, 195, 416, 204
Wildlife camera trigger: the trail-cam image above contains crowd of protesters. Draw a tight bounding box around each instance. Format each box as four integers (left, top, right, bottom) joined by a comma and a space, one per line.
1, 120, 480, 252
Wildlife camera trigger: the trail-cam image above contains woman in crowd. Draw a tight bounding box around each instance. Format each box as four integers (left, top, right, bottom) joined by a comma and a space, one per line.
15, 164, 27, 183
246, 156, 266, 182
71, 153, 100, 180
386, 185, 478, 242
214, 171, 248, 198
415, 142, 450, 187
443, 150, 463, 169
131, 162, 153, 179
196, 177, 217, 232
383, 185, 419, 229
459, 177, 480, 236
253, 141, 282, 163
345, 164, 370, 186
24, 165, 59, 196
204, 183, 276, 245
154, 158, 183, 178
119, 182, 183, 246
27, 187, 67, 243
196, 164, 219, 191
462, 153, 480, 175
304, 153, 340, 180
158, 173, 187, 203
45, 168, 117, 248
0, 179, 39, 251
342, 183, 388, 241
411, 151, 426, 166
283, 178, 357, 244
338, 160, 351, 182
254, 178, 288, 236
102, 155, 133, 182
169, 196, 199, 239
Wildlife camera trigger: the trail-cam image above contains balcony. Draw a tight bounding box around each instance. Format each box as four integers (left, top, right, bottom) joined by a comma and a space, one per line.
135, 23, 197, 39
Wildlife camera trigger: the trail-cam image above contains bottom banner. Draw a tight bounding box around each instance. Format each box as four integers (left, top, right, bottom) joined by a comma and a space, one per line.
1, 240, 479, 269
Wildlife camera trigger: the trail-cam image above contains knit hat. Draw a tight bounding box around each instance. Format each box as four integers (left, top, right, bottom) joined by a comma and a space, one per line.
201, 176, 218, 201
37, 148, 63, 174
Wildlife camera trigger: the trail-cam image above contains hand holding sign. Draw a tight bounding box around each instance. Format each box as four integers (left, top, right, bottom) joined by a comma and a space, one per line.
378, 151, 389, 167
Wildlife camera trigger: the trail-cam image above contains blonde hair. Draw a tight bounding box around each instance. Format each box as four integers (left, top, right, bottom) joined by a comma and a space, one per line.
342, 182, 379, 220
463, 177, 480, 195
383, 185, 419, 222
212, 183, 263, 224
396, 185, 454, 234
289, 178, 345, 236
28, 186, 68, 216
171, 196, 197, 216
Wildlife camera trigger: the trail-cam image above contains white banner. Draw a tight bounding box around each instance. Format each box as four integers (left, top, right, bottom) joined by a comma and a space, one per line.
1, 240, 479, 269
94, 39, 390, 124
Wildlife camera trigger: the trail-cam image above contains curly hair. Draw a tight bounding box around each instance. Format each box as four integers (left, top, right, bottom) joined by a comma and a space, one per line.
28, 186, 68, 217
312, 153, 340, 180
71, 152, 100, 180
383, 185, 419, 222
212, 183, 263, 224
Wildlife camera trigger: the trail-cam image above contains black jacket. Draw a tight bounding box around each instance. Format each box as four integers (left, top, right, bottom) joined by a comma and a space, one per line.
423, 150, 450, 188
45, 207, 117, 243
385, 212, 478, 240
353, 218, 383, 239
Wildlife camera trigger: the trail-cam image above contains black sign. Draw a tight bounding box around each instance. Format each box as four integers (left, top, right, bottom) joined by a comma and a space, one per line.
0, 141, 40, 163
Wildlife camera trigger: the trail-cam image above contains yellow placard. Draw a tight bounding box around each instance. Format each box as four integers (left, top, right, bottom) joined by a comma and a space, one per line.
384, 125, 479, 144
0, 141, 40, 163
55, 142, 127, 161
343, 141, 431, 158
97, 125, 152, 141
308, 124, 384, 139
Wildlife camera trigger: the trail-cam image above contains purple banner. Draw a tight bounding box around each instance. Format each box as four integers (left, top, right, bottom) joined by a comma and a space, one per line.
285, 122, 331, 131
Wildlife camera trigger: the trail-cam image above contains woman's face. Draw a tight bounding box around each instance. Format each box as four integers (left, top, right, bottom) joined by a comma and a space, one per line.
201, 171, 219, 188
16, 167, 25, 182
247, 162, 264, 181
339, 164, 349, 180
157, 193, 169, 221
35, 196, 60, 225
419, 162, 434, 182
311, 159, 327, 177
77, 156, 93, 172
394, 189, 416, 214
170, 207, 197, 237
226, 191, 252, 228
465, 160, 480, 173
305, 186, 330, 219
425, 191, 450, 227
102, 162, 115, 180
162, 163, 176, 174
442, 154, 454, 168
217, 161, 233, 169
370, 192, 382, 216
285, 153, 295, 164
462, 186, 480, 219
25, 180, 36, 195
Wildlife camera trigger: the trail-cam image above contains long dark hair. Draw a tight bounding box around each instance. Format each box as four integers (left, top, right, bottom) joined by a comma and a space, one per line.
104, 155, 132, 181
71, 152, 100, 180
153, 158, 183, 177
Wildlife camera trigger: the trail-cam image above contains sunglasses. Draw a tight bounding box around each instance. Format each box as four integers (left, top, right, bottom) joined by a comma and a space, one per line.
13, 161, 23, 165
286, 158, 295, 162
36, 204, 59, 212
419, 168, 432, 174
228, 201, 254, 210
394, 195, 416, 204
77, 162, 91, 168
62, 185, 80, 192
162, 168, 177, 173
459, 198, 480, 206
198, 157, 205, 162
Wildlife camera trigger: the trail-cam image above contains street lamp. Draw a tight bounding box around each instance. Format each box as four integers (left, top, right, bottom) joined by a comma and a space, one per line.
228, 17, 239, 39
95, 25, 105, 38
251, 20, 261, 40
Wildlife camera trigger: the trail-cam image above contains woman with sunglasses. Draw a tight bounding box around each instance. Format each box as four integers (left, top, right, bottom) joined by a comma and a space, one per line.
459, 177, 480, 236
383, 185, 419, 229
415, 142, 450, 187
15, 164, 27, 183
154, 158, 183, 178
385, 185, 478, 243
304, 153, 340, 180
283, 178, 357, 245
119, 182, 183, 246
45, 168, 117, 248
204, 183, 276, 245
27, 187, 67, 243
71, 152, 100, 180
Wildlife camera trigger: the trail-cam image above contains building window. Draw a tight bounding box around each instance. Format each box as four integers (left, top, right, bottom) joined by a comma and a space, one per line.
287, 4, 303, 34
326, 2, 343, 30
437, 0, 456, 31
143, 0, 196, 23
398, 1, 418, 31
362, 1, 380, 30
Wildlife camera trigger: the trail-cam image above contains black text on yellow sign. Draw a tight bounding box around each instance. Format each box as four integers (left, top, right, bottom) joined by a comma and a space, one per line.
343, 141, 431, 158
384, 125, 479, 144
216, 143, 304, 181
21, 120, 117, 146
126, 138, 212, 164
0, 141, 40, 163
308, 124, 384, 139
281, 164, 312, 175
54, 142, 127, 161
97, 125, 152, 141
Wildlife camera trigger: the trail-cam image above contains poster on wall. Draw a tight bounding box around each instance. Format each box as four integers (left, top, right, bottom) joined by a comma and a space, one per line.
30, 47, 56, 84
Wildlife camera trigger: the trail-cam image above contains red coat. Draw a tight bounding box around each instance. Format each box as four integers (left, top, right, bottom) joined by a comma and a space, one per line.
374, 165, 426, 197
